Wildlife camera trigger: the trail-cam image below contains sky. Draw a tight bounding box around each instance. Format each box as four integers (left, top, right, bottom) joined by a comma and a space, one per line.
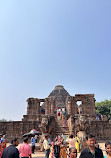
0, 0, 111, 121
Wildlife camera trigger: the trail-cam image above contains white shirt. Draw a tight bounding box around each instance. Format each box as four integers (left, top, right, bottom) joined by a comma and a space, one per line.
43, 139, 50, 150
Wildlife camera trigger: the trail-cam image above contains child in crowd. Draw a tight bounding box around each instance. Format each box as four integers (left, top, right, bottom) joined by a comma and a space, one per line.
69, 147, 77, 158
104, 141, 111, 158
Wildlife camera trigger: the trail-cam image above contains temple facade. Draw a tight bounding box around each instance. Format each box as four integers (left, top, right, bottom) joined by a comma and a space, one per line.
0, 85, 111, 141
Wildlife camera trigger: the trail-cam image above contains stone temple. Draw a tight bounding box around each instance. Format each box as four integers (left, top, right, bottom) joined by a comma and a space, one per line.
0, 85, 111, 141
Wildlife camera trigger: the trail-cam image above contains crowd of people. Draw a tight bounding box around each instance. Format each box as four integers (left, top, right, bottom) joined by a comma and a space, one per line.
96, 113, 111, 121
43, 134, 79, 158
43, 134, 111, 158
0, 133, 111, 158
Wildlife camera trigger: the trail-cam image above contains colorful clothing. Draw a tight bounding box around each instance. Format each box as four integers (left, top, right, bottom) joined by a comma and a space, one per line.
0, 140, 6, 157
19, 143, 32, 157
75, 137, 80, 153
60, 146, 67, 158
49, 146, 54, 158
0, 143, 2, 158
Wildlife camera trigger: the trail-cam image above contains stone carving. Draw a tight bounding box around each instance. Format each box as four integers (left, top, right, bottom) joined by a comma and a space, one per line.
39, 116, 55, 134
39, 117, 48, 133
0, 85, 111, 143
75, 115, 89, 132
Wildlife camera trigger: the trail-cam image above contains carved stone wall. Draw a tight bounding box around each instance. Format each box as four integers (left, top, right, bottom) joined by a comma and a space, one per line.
0, 85, 111, 141
45, 97, 55, 115
22, 98, 41, 121
66, 94, 96, 120
74, 94, 96, 119
88, 121, 111, 140
0, 121, 40, 141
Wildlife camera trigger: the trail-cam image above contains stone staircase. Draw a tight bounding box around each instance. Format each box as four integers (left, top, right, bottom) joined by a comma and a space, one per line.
54, 118, 70, 136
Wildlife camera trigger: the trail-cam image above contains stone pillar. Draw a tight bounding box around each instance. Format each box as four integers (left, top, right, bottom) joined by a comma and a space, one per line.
50, 97, 55, 115
66, 96, 72, 115
24, 98, 41, 121
26, 98, 33, 115
87, 95, 96, 119
36, 99, 40, 115
81, 99, 86, 114
45, 98, 50, 115
81, 94, 96, 120
72, 98, 77, 116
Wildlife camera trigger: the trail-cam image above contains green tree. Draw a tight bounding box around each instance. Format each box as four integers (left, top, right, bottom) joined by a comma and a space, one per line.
95, 99, 111, 117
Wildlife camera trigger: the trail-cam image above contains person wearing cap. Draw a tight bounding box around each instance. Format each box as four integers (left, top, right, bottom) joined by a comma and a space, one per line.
19, 137, 32, 158
1, 137, 19, 158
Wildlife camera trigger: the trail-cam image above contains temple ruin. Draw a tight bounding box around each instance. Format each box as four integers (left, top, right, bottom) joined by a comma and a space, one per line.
0, 85, 111, 141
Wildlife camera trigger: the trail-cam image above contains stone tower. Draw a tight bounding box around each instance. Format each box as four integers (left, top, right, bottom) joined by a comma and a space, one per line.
48, 85, 70, 108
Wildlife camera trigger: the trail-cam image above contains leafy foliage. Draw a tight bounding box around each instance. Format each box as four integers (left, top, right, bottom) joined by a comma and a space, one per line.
95, 99, 111, 116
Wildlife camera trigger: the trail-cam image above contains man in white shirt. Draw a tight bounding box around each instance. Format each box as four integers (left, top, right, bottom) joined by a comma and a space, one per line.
43, 135, 50, 158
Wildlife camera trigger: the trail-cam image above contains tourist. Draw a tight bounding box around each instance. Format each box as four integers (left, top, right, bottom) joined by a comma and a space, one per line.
0, 142, 2, 158
108, 114, 111, 121
75, 135, 80, 153
54, 136, 63, 158
66, 135, 76, 151
31, 136, 35, 154
69, 147, 77, 158
104, 141, 111, 158
99, 114, 102, 120
49, 142, 54, 158
96, 113, 99, 120
43, 135, 50, 158
0, 135, 6, 157
57, 109, 61, 120
59, 141, 67, 158
0, 134, 3, 158
79, 134, 104, 158
1, 137, 19, 158
19, 137, 32, 158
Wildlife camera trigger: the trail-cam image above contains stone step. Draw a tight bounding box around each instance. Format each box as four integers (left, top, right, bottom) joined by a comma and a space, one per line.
54, 119, 69, 136
55, 129, 69, 132
55, 129, 69, 133
55, 128, 68, 130
55, 132, 69, 136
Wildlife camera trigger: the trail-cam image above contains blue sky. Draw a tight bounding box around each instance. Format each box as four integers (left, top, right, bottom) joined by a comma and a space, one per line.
0, 0, 111, 120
